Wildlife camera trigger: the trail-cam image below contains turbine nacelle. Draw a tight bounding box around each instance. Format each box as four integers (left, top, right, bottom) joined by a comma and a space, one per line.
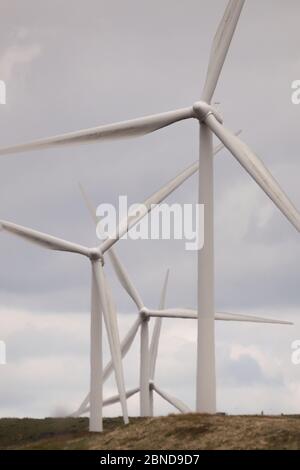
89, 247, 104, 263
193, 101, 223, 124
139, 307, 150, 321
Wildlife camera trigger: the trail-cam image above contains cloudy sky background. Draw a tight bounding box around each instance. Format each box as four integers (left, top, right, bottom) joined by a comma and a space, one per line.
0, 0, 299, 418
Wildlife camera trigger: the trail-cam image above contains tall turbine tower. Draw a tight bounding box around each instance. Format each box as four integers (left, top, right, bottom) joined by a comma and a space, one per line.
196, 0, 245, 413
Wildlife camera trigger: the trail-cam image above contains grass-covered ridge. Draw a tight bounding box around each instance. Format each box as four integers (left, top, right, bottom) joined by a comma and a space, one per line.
1, 414, 300, 450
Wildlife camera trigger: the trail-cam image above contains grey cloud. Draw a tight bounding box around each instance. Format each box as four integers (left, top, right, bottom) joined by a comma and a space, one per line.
219, 354, 282, 387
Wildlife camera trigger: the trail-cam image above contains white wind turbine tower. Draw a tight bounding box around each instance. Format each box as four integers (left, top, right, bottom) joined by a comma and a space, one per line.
0, 0, 299, 413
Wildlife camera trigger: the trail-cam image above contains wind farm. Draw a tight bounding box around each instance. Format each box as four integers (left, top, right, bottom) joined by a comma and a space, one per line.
0, 0, 299, 447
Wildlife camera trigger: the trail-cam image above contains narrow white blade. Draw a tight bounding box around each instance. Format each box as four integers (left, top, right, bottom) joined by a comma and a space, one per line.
214, 129, 242, 155
103, 387, 140, 408
158, 270, 170, 311
82, 387, 140, 414
78, 183, 98, 224
147, 309, 293, 325
202, 0, 245, 103
147, 308, 197, 319
205, 114, 300, 232
93, 262, 129, 424
215, 312, 293, 325
104, 317, 141, 381
72, 316, 141, 418
0, 220, 90, 256
153, 384, 191, 414
149, 269, 170, 380
71, 396, 90, 418
0, 108, 194, 156
104, 271, 130, 424
109, 251, 145, 310
78, 183, 145, 310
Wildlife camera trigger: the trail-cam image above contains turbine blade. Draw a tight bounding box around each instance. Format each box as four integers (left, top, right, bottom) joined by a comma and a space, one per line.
103, 316, 141, 381
147, 308, 197, 319
216, 312, 293, 325
109, 251, 145, 310
0, 108, 194, 157
201, 0, 245, 103
149, 319, 162, 381
205, 114, 300, 232
78, 183, 98, 224
149, 269, 170, 380
72, 316, 141, 418
214, 129, 242, 154
71, 396, 90, 418
153, 384, 191, 414
78, 183, 145, 310
148, 309, 293, 325
81, 387, 140, 414
93, 261, 129, 424
158, 269, 170, 311
104, 272, 130, 423
103, 387, 140, 408
0, 220, 90, 256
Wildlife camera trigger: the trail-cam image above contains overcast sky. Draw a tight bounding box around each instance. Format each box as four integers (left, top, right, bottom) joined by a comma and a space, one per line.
0, 0, 299, 419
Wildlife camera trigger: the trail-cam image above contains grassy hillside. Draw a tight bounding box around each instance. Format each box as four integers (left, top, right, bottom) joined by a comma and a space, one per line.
0, 414, 300, 450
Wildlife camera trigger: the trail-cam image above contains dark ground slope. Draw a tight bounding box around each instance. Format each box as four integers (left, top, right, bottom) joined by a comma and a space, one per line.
0, 414, 300, 450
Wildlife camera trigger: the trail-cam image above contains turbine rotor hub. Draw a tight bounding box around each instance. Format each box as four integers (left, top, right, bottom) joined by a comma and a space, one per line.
193, 101, 223, 124
139, 307, 150, 321
89, 247, 104, 264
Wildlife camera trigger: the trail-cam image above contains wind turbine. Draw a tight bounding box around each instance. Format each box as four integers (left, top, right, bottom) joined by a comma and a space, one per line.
0, 220, 131, 432
0, 0, 299, 414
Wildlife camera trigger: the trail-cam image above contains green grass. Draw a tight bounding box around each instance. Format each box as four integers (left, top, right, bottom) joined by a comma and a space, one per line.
1, 414, 300, 450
